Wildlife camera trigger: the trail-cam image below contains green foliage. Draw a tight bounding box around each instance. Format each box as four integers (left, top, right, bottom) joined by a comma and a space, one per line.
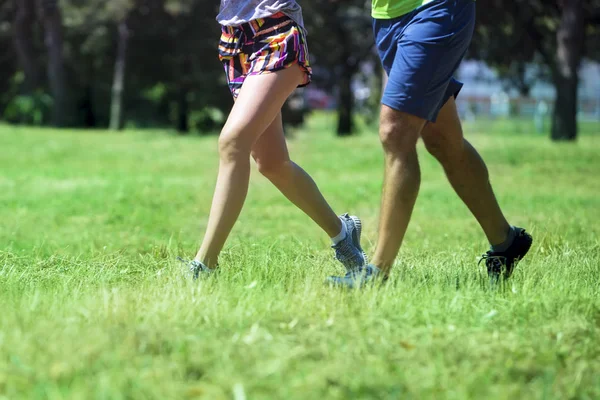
472, 0, 600, 87
2, 0, 233, 130
472, 0, 600, 140
303, 0, 374, 88
3, 92, 53, 125
1, 117, 600, 398
188, 107, 227, 133
0, 2, 18, 115
0, 0, 383, 132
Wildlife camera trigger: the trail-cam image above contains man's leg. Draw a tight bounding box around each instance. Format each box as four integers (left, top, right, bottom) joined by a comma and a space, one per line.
422, 96, 532, 280
325, 105, 424, 288
421, 97, 511, 246
329, 0, 478, 287
369, 106, 426, 275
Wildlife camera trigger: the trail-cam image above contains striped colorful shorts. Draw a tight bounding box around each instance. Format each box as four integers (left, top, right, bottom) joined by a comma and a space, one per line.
218, 12, 312, 98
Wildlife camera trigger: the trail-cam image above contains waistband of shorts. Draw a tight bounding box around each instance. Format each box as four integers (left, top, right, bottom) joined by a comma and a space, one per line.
221, 12, 293, 37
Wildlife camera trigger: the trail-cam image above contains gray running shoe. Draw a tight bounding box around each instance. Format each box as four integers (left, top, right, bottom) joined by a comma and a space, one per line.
325, 264, 386, 289
332, 214, 367, 272
177, 257, 213, 280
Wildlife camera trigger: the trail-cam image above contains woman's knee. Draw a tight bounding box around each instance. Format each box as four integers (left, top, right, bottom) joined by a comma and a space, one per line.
218, 128, 253, 162
254, 156, 292, 181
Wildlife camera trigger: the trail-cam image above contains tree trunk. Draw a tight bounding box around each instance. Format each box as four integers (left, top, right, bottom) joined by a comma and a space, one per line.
81, 59, 96, 127
14, 0, 39, 92
337, 63, 354, 136
177, 87, 189, 133
82, 83, 96, 128
41, 0, 68, 127
110, 19, 129, 131
282, 92, 306, 131
176, 56, 192, 134
551, 0, 585, 141
332, 6, 356, 137
514, 61, 531, 97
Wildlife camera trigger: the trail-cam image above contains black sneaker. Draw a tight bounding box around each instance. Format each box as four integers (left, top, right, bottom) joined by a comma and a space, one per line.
480, 227, 533, 281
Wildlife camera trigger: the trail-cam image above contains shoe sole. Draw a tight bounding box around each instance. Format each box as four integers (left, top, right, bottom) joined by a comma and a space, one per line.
348, 215, 368, 266
325, 268, 388, 289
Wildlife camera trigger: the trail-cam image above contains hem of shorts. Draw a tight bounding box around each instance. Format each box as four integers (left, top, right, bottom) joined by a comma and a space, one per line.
451, 84, 463, 100
238, 61, 312, 88
380, 85, 463, 123
254, 62, 311, 82
381, 99, 437, 123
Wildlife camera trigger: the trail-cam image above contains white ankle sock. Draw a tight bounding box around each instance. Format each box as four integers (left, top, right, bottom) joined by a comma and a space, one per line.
331, 218, 347, 245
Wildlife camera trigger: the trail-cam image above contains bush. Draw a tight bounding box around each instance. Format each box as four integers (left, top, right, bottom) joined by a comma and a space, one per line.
3, 91, 53, 125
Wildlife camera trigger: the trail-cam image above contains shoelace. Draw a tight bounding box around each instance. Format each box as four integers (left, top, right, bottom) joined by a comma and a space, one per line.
177, 257, 211, 279
333, 239, 356, 261
332, 220, 363, 266
478, 253, 506, 273
344, 265, 372, 278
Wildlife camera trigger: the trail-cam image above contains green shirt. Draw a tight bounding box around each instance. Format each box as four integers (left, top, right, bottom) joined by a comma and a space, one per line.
371, 0, 433, 19
372, 0, 475, 19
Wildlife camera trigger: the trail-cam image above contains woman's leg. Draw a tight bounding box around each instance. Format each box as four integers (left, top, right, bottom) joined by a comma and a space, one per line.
194, 65, 304, 267
251, 112, 342, 237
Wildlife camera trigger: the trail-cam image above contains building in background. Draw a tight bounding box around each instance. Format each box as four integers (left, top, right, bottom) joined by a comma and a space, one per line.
303, 59, 600, 125
455, 61, 600, 121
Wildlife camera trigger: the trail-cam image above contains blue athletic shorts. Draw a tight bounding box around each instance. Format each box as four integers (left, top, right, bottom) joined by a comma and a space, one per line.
374, 0, 475, 122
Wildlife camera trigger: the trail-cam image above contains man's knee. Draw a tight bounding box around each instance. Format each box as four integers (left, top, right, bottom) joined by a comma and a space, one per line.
422, 98, 465, 162
422, 122, 448, 159
379, 107, 424, 155
422, 122, 465, 164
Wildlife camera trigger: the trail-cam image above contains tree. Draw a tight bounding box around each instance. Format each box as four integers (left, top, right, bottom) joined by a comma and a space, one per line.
552, 0, 585, 141
40, 0, 68, 127
55, 0, 228, 131
303, 0, 374, 136
14, 0, 39, 93
472, 0, 600, 141
108, 1, 134, 131
4, 0, 380, 132
0, 2, 17, 117
109, 18, 129, 130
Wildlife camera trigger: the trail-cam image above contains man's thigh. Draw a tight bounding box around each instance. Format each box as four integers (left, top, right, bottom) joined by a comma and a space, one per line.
375, 0, 475, 123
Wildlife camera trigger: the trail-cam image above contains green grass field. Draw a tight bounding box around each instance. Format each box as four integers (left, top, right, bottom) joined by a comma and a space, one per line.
1, 116, 599, 399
